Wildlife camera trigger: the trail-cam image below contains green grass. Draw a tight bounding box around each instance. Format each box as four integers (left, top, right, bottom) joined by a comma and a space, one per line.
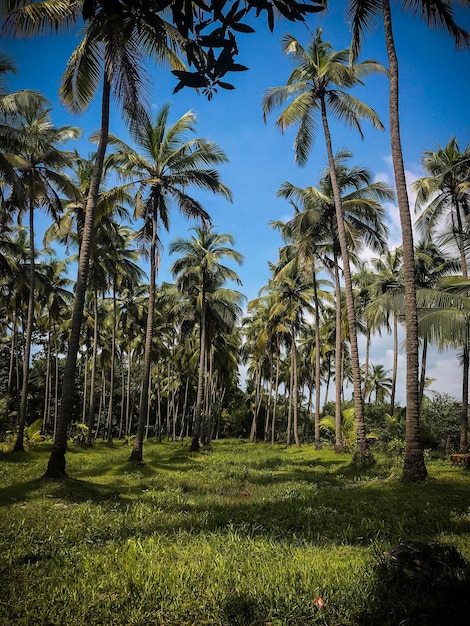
0, 440, 469, 625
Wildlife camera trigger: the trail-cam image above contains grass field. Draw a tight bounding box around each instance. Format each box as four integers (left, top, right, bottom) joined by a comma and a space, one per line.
1, 439, 469, 625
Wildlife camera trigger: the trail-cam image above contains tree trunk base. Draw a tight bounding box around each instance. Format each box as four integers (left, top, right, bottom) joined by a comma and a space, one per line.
13, 439, 25, 453
402, 452, 428, 483
334, 443, 345, 453
353, 448, 375, 467
128, 449, 144, 464
190, 436, 200, 452
43, 447, 67, 479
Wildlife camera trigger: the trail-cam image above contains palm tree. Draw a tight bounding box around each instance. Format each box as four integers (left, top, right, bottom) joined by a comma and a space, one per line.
277, 151, 391, 453
368, 247, 403, 416
104, 104, 232, 462
170, 225, 244, 452
365, 363, 392, 404
348, 0, 469, 481
2, 0, 186, 476
263, 28, 387, 460
415, 138, 470, 278
269, 250, 315, 446
4, 100, 79, 451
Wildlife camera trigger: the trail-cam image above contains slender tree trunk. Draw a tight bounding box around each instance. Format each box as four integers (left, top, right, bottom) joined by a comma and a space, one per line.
292, 336, 301, 448
129, 216, 158, 462
106, 282, 117, 442
334, 260, 344, 453
418, 336, 427, 409
45, 76, 111, 477
362, 327, 370, 403
286, 351, 293, 446
190, 280, 207, 452
86, 292, 99, 445
391, 315, 398, 415
321, 98, 369, 460
42, 324, 52, 434
460, 340, 469, 453
313, 267, 322, 449
14, 198, 35, 452
271, 351, 280, 445
382, 0, 426, 481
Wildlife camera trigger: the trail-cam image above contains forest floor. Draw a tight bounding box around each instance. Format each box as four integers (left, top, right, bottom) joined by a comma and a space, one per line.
0, 439, 469, 625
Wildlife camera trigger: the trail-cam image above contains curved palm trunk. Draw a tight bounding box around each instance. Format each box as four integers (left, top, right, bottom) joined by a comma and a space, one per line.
45, 77, 111, 477
190, 283, 207, 452
382, 0, 426, 481
129, 216, 158, 462
320, 99, 369, 460
14, 197, 35, 452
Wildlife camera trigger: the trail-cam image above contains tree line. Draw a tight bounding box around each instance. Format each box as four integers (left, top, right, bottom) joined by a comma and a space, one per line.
1, 0, 469, 483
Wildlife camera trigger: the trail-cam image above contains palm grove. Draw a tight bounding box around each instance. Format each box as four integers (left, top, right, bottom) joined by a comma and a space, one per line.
0, 1, 469, 483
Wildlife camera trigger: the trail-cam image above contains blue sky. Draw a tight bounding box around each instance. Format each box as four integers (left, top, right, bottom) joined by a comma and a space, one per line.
2, 3, 470, 403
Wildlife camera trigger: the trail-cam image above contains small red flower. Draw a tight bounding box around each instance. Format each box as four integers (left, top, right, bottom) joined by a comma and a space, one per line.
313, 596, 326, 609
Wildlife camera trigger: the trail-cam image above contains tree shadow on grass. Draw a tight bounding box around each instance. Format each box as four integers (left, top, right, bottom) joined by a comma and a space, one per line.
358, 550, 470, 625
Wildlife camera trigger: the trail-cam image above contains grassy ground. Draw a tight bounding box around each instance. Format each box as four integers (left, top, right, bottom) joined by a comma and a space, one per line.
0, 439, 469, 625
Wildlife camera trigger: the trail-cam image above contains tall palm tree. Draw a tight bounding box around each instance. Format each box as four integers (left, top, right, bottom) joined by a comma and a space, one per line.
415, 138, 470, 278
4, 100, 79, 451
170, 225, 244, 452
263, 28, 387, 460
104, 104, 232, 462
277, 151, 391, 453
368, 247, 403, 416
2, 0, 186, 475
348, 0, 469, 481
269, 250, 315, 446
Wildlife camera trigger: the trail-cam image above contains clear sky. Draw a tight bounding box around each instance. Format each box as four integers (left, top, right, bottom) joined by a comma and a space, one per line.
2, 3, 470, 404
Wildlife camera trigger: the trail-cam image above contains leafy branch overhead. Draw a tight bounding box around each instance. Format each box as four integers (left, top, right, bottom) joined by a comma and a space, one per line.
80, 0, 326, 98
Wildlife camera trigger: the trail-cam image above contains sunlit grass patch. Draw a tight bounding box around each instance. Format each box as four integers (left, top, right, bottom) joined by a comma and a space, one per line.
1, 439, 469, 624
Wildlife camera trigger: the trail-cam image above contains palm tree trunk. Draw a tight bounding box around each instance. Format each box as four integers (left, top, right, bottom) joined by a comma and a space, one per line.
460, 340, 469, 453
129, 215, 158, 462
334, 260, 344, 453
418, 336, 427, 409
86, 291, 99, 445
382, 0, 426, 481
292, 336, 301, 448
271, 351, 280, 445
190, 280, 207, 452
14, 197, 35, 452
106, 281, 117, 442
321, 98, 370, 461
313, 267, 322, 449
45, 76, 111, 477
391, 315, 398, 415
362, 327, 370, 403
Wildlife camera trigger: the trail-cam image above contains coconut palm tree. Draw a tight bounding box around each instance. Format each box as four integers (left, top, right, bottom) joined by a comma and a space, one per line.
103, 104, 232, 462
2, 0, 186, 475
348, 0, 469, 481
4, 100, 79, 452
368, 247, 403, 416
263, 28, 387, 460
415, 138, 470, 278
269, 249, 315, 446
170, 225, 244, 452
277, 151, 391, 453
